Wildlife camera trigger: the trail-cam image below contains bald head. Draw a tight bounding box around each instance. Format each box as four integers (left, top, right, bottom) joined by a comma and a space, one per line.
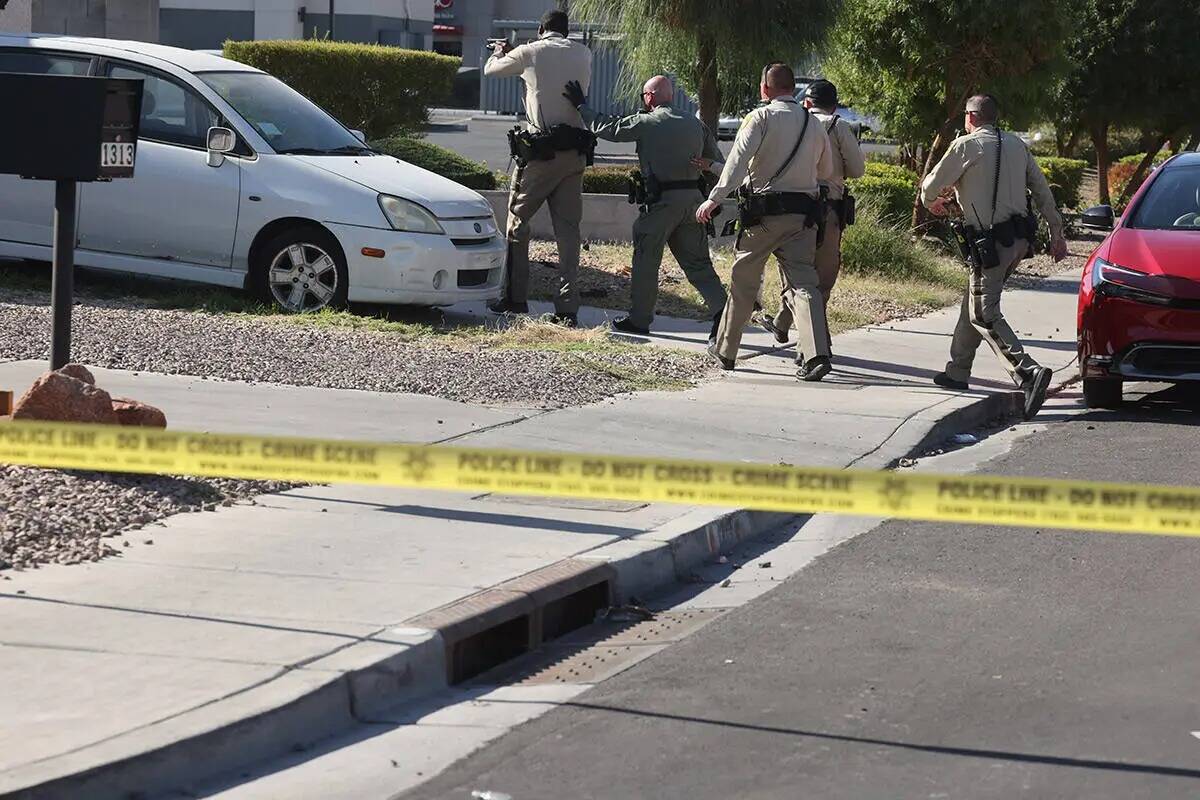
642, 75, 674, 108
761, 62, 795, 100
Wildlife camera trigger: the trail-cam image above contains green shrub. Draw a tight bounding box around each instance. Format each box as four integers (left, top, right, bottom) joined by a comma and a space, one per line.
1107, 152, 1172, 204
863, 161, 920, 188
847, 175, 915, 224
371, 136, 496, 190
223, 39, 459, 139
1116, 151, 1171, 167
841, 208, 948, 282
864, 150, 907, 167
582, 166, 635, 195
1035, 156, 1087, 209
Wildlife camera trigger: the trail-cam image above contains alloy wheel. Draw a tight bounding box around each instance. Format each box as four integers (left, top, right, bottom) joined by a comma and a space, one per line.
267, 242, 339, 313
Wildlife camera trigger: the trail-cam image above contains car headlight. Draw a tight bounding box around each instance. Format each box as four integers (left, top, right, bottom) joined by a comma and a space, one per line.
1092, 257, 1172, 305
378, 195, 444, 234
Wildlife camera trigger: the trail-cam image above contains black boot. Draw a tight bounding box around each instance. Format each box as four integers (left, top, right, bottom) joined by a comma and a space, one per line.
933, 372, 969, 391
612, 316, 650, 335
1022, 366, 1052, 419
797, 355, 832, 382
488, 297, 529, 315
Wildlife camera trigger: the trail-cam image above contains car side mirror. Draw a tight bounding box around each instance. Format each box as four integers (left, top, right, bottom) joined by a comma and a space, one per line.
1080, 204, 1114, 230
349, 129, 366, 143
206, 126, 236, 168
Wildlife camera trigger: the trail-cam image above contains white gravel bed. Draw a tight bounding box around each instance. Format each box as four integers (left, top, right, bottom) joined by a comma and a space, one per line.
0, 465, 296, 570
0, 289, 709, 408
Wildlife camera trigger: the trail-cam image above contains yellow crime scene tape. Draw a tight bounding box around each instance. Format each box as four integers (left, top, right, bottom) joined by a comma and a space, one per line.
1, 421, 1198, 537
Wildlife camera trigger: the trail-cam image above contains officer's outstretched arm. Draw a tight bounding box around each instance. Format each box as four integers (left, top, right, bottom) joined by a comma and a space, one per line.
579, 106, 644, 143
483, 46, 527, 78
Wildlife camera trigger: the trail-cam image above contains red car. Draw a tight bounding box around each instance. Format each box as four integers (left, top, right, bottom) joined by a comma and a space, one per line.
1077, 151, 1200, 408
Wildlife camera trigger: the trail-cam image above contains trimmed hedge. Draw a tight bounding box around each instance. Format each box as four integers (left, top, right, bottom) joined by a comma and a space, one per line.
863, 161, 920, 188
1035, 156, 1087, 209
847, 175, 915, 224
371, 136, 496, 190
583, 166, 636, 195
223, 39, 459, 139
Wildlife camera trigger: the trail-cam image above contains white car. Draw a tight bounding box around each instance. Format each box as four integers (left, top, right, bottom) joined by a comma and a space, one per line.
0, 34, 505, 312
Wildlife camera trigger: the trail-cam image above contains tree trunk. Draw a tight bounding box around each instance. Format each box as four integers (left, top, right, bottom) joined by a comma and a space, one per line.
909, 116, 959, 229
697, 35, 720, 136
1093, 121, 1111, 206
1116, 131, 1170, 206
1063, 127, 1082, 159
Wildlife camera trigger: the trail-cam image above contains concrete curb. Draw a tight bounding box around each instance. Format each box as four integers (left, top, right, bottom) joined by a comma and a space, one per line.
424, 122, 470, 133
1, 379, 1072, 800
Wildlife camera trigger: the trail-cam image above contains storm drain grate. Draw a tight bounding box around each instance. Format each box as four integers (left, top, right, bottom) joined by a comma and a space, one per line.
472, 608, 727, 686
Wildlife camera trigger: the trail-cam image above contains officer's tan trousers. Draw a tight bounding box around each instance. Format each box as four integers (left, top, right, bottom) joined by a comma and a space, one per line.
772, 206, 842, 345
945, 238, 1040, 386
629, 200, 726, 329
504, 150, 586, 314
715, 213, 830, 364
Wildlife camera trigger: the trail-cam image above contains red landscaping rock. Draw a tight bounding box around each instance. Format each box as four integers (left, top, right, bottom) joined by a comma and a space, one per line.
110, 397, 168, 428
56, 363, 96, 385
12, 372, 118, 424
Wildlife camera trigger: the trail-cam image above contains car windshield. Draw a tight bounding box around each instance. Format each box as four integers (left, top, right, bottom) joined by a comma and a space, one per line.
1129, 165, 1200, 230
199, 71, 373, 155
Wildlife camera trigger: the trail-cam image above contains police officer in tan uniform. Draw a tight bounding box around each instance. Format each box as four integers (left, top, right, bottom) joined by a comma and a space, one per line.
484, 9, 592, 326
564, 75, 726, 337
697, 62, 835, 382
763, 79, 865, 354
921, 93, 1068, 419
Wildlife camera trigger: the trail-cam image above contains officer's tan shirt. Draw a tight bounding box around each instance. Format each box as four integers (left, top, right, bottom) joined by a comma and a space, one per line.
813, 111, 866, 200
921, 124, 1063, 236
484, 32, 591, 131
709, 97, 833, 203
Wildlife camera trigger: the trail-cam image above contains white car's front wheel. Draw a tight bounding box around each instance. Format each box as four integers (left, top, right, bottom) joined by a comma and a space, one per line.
257, 227, 349, 313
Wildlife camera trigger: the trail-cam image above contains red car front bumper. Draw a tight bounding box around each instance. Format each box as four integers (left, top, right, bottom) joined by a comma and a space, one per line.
1079, 289, 1200, 381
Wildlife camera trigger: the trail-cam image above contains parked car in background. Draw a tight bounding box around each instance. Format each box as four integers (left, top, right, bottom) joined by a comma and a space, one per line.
0, 34, 504, 313
1076, 152, 1200, 407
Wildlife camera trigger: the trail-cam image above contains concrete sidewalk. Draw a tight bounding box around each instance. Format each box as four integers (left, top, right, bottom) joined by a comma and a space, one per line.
0, 271, 1083, 799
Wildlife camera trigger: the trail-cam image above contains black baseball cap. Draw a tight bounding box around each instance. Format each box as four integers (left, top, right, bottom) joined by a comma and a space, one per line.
804, 79, 838, 108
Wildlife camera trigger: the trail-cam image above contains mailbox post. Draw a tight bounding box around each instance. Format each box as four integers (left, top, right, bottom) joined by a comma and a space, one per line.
0, 74, 141, 369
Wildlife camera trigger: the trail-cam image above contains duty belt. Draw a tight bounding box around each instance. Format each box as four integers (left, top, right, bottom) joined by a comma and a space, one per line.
737, 189, 820, 226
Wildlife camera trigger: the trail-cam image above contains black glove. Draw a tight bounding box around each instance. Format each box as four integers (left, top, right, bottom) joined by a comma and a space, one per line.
563, 80, 586, 109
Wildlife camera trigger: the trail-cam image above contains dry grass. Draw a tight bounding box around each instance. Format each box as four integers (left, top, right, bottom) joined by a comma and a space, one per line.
527, 239, 966, 334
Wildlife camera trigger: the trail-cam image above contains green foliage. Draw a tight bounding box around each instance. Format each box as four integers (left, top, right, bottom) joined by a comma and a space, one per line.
582, 166, 636, 195
847, 175, 916, 225
1035, 156, 1087, 209
1116, 151, 1171, 167
223, 39, 459, 139
863, 162, 920, 188
370, 136, 496, 190
841, 208, 951, 283
824, 0, 1074, 163
573, 1, 834, 120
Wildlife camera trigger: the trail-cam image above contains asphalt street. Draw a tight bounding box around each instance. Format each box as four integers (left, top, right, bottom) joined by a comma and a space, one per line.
407, 383, 1200, 800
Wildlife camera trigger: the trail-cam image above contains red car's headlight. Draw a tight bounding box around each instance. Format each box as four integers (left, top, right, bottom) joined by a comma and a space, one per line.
1092, 258, 1173, 306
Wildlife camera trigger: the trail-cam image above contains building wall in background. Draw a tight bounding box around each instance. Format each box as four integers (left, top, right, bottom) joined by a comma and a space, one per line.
0, 0, 34, 33
156, 0, 433, 50
31, 0, 159, 39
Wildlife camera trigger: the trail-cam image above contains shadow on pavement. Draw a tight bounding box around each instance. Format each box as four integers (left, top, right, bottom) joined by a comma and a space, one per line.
536, 700, 1200, 780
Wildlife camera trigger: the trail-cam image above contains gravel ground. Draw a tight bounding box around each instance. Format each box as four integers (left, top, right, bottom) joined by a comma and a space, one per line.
0, 466, 296, 570
0, 288, 709, 408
